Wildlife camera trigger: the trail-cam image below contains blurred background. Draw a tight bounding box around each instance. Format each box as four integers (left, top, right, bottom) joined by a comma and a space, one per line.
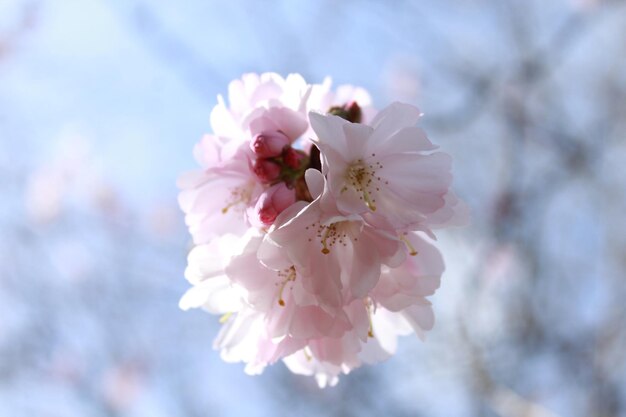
1, 0, 625, 416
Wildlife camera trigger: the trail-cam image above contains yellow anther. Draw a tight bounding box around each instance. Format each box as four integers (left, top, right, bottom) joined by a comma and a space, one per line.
346, 161, 380, 212
363, 190, 377, 211
221, 184, 254, 215
364, 298, 375, 338
219, 312, 233, 324
277, 266, 296, 307
321, 227, 333, 254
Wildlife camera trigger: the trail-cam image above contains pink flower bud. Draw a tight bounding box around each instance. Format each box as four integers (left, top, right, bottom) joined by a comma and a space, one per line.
252, 158, 281, 183
255, 183, 296, 226
250, 131, 290, 158
283, 147, 306, 170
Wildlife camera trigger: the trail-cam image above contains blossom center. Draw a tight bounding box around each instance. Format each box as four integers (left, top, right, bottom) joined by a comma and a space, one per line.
276, 266, 296, 307
305, 221, 352, 254
321, 223, 347, 254
345, 157, 383, 212
221, 182, 254, 214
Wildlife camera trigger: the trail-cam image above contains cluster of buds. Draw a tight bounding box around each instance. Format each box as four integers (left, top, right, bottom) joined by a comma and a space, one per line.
249, 131, 309, 225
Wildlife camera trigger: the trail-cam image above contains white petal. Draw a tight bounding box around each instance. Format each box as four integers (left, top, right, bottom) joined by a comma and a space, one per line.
309, 112, 349, 155
304, 168, 325, 200
369, 126, 436, 155
402, 303, 435, 340
368, 102, 422, 145
179, 275, 242, 314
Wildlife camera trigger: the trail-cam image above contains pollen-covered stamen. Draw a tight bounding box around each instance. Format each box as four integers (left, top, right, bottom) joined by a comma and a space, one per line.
310, 222, 349, 254
303, 346, 313, 362
321, 227, 332, 254
219, 312, 233, 324
276, 266, 297, 307
364, 298, 375, 338
222, 183, 254, 214
346, 156, 384, 212
399, 233, 418, 256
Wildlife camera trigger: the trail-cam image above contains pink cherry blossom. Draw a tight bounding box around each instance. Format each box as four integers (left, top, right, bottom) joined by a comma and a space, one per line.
372, 233, 443, 311
178, 142, 262, 243
310, 102, 456, 231
260, 170, 406, 311
209, 73, 309, 140
178, 233, 247, 314
178, 86, 310, 243
275, 233, 445, 387
282, 305, 416, 388
178, 73, 466, 388
212, 308, 305, 376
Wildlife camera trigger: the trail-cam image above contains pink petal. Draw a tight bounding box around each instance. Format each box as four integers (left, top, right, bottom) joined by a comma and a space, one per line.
304, 169, 325, 200
369, 126, 436, 155
402, 303, 435, 339
368, 102, 422, 146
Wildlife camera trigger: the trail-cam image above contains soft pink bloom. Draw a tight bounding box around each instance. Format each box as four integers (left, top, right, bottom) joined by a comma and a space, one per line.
310, 102, 457, 231
282, 305, 416, 388
225, 234, 353, 339
180, 231, 361, 378
260, 170, 406, 311
277, 233, 445, 387
178, 231, 306, 374
178, 73, 465, 388
178, 91, 309, 243
209, 73, 309, 140
178, 234, 246, 314
372, 232, 444, 339
212, 308, 305, 376
178, 142, 262, 244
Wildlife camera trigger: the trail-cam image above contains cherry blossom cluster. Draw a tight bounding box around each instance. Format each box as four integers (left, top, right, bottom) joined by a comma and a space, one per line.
178, 73, 466, 387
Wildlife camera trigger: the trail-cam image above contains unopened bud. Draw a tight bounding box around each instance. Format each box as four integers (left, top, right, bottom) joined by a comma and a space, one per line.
250, 131, 290, 158
255, 183, 296, 226
283, 147, 306, 170
327, 101, 362, 123
345, 101, 362, 123
252, 158, 281, 183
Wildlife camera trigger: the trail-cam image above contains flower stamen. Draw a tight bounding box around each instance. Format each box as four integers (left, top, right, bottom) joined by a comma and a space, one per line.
346, 159, 383, 212
321, 227, 332, 254
219, 312, 233, 324
315, 223, 347, 254
304, 346, 313, 362
362, 189, 376, 212
222, 184, 253, 214
364, 298, 375, 338
277, 266, 296, 307
400, 234, 418, 256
